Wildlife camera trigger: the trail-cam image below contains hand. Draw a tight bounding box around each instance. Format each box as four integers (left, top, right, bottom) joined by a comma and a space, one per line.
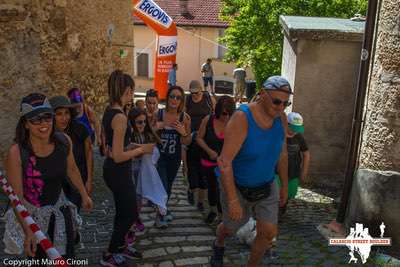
23, 231, 37, 257
279, 185, 288, 208
141, 143, 155, 154
155, 121, 164, 130
82, 195, 93, 211
208, 150, 218, 160
85, 181, 93, 196
171, 121, 186, 136
227, 199, 243, 221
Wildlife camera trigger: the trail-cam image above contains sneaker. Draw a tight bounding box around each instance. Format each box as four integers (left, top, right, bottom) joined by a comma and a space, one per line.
205, 212, 217, 225
197, 202, 205, 212
165, 211, 174, 222
121, 245, 143, 260
135, 219, 145, 232
210, 241, 224, 267
100, 253, 125, 267
155, 215, 168, 229
124, 230, 136, 246
187, 190, 194, 205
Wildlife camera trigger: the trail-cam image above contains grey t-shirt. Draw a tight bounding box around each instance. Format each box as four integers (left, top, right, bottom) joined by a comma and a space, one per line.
201, 63, 214, 77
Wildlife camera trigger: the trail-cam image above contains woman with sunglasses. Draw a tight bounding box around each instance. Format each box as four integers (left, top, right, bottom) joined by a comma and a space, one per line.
185, 80, 216, 211
49, 96, 93, 213
155, 86, 191, 228
127, 108, 161, 235
101, 71, 154, 267
4, 93, 93, 265
196, 95, 235, 225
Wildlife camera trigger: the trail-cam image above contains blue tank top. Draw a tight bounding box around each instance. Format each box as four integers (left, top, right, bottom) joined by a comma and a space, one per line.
232, 105, 284, 187
77, 106, 94, 137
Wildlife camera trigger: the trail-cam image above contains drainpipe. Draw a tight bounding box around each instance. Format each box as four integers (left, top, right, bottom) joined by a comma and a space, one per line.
336, 0, 379, 225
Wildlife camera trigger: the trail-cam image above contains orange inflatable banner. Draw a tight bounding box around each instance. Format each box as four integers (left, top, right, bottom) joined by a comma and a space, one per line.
133, 0, 177, 99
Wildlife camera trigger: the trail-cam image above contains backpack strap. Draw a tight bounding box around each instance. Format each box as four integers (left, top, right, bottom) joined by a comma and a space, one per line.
54, 131, 71, 155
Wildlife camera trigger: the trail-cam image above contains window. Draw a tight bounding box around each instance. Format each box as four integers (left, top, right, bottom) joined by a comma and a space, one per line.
217, 29, 227, 59
134, 48, 153, 78
136, 53, 149, 77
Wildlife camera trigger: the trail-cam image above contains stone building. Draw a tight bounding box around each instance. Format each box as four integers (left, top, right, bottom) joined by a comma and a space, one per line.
0, 0, 134, 160
279, 16, 364, 183
346, 0, 400, 252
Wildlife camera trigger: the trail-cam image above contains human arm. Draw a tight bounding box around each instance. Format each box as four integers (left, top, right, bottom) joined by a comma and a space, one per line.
277, 113, 289, 207
196, 115, 217, 160
5, 144, 37, 256
173, 113, 192, 145
217, 111, 248, 221
86, 105, 101, 145
301, 151, 311, 183
111, 113, 148, 162
83, 136, 93, 195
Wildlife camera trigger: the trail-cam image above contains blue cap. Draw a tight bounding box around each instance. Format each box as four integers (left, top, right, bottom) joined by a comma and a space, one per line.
262, 76, 293, 94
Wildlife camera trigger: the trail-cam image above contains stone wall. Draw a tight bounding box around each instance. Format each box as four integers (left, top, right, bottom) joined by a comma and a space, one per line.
359, 0, 400, 170
0, 0, 134, 161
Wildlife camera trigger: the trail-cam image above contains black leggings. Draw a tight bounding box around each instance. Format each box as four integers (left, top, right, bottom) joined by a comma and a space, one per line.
202, 165, 221, 213
103, 159, 138, 253
187, 146, 207, 190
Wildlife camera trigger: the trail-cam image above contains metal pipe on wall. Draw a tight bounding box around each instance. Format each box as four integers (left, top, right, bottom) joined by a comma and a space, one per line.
336, 0, 379, 224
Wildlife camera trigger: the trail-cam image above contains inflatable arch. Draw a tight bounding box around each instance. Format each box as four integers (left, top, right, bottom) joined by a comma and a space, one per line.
133, 0, 177, 99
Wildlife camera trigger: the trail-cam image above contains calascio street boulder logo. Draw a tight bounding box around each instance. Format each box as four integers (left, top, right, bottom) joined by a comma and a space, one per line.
329, 222, 391, 264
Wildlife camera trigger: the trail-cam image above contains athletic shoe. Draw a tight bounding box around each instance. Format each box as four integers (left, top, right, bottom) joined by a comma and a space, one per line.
187, 190, 194, 205
155, 215, 168, 229
135, 219, 145, 232
100, 253, 125, 267
121, 245, 143, 260
165, 211, 174, 222
205, 212, 217, 225
124, 230, 136, 246
197, 202, 205, 212
210, 241, 224, 267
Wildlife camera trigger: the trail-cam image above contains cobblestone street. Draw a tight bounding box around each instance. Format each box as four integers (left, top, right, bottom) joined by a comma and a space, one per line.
0, 151, 378, 266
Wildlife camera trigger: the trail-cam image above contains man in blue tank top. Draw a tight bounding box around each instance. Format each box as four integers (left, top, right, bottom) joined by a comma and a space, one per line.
211, 76, 292, 267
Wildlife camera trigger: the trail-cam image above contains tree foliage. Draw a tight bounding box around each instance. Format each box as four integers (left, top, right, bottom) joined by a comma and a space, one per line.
220, 0, 368, 86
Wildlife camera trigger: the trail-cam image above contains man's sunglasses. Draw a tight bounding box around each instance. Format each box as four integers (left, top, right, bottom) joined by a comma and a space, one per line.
267, 92, 291, 107
28, 113, 54, 125
169, 94, 183, 101
190, 91, 201, 95
135, 120, 146, 126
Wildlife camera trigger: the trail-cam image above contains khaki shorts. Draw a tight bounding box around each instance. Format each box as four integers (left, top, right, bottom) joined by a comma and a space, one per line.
220, 180, 279, 232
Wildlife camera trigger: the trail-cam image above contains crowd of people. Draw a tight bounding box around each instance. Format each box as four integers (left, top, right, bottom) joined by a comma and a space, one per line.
2, 69, 311, 267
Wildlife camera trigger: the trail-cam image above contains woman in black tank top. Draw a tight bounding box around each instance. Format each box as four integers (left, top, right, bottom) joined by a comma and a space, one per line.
4, 93, 92, 264
101, 71, 154, 266
197, 96, 235, 224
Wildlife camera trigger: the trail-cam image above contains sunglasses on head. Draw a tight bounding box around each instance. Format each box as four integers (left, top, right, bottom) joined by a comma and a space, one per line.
169, 94, 183, 101
28, 113, 53, 125
266, 92, 291, 107
135, 120, 146, 126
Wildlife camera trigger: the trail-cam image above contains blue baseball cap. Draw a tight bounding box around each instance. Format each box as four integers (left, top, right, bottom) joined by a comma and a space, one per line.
262, 76, 293, 94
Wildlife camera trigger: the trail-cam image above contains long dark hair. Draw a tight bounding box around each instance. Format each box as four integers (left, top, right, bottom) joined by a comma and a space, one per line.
14, 116, 58, 153
128, 108, 161, 144
166, 86, 185, 113
107, 70, 135, 106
